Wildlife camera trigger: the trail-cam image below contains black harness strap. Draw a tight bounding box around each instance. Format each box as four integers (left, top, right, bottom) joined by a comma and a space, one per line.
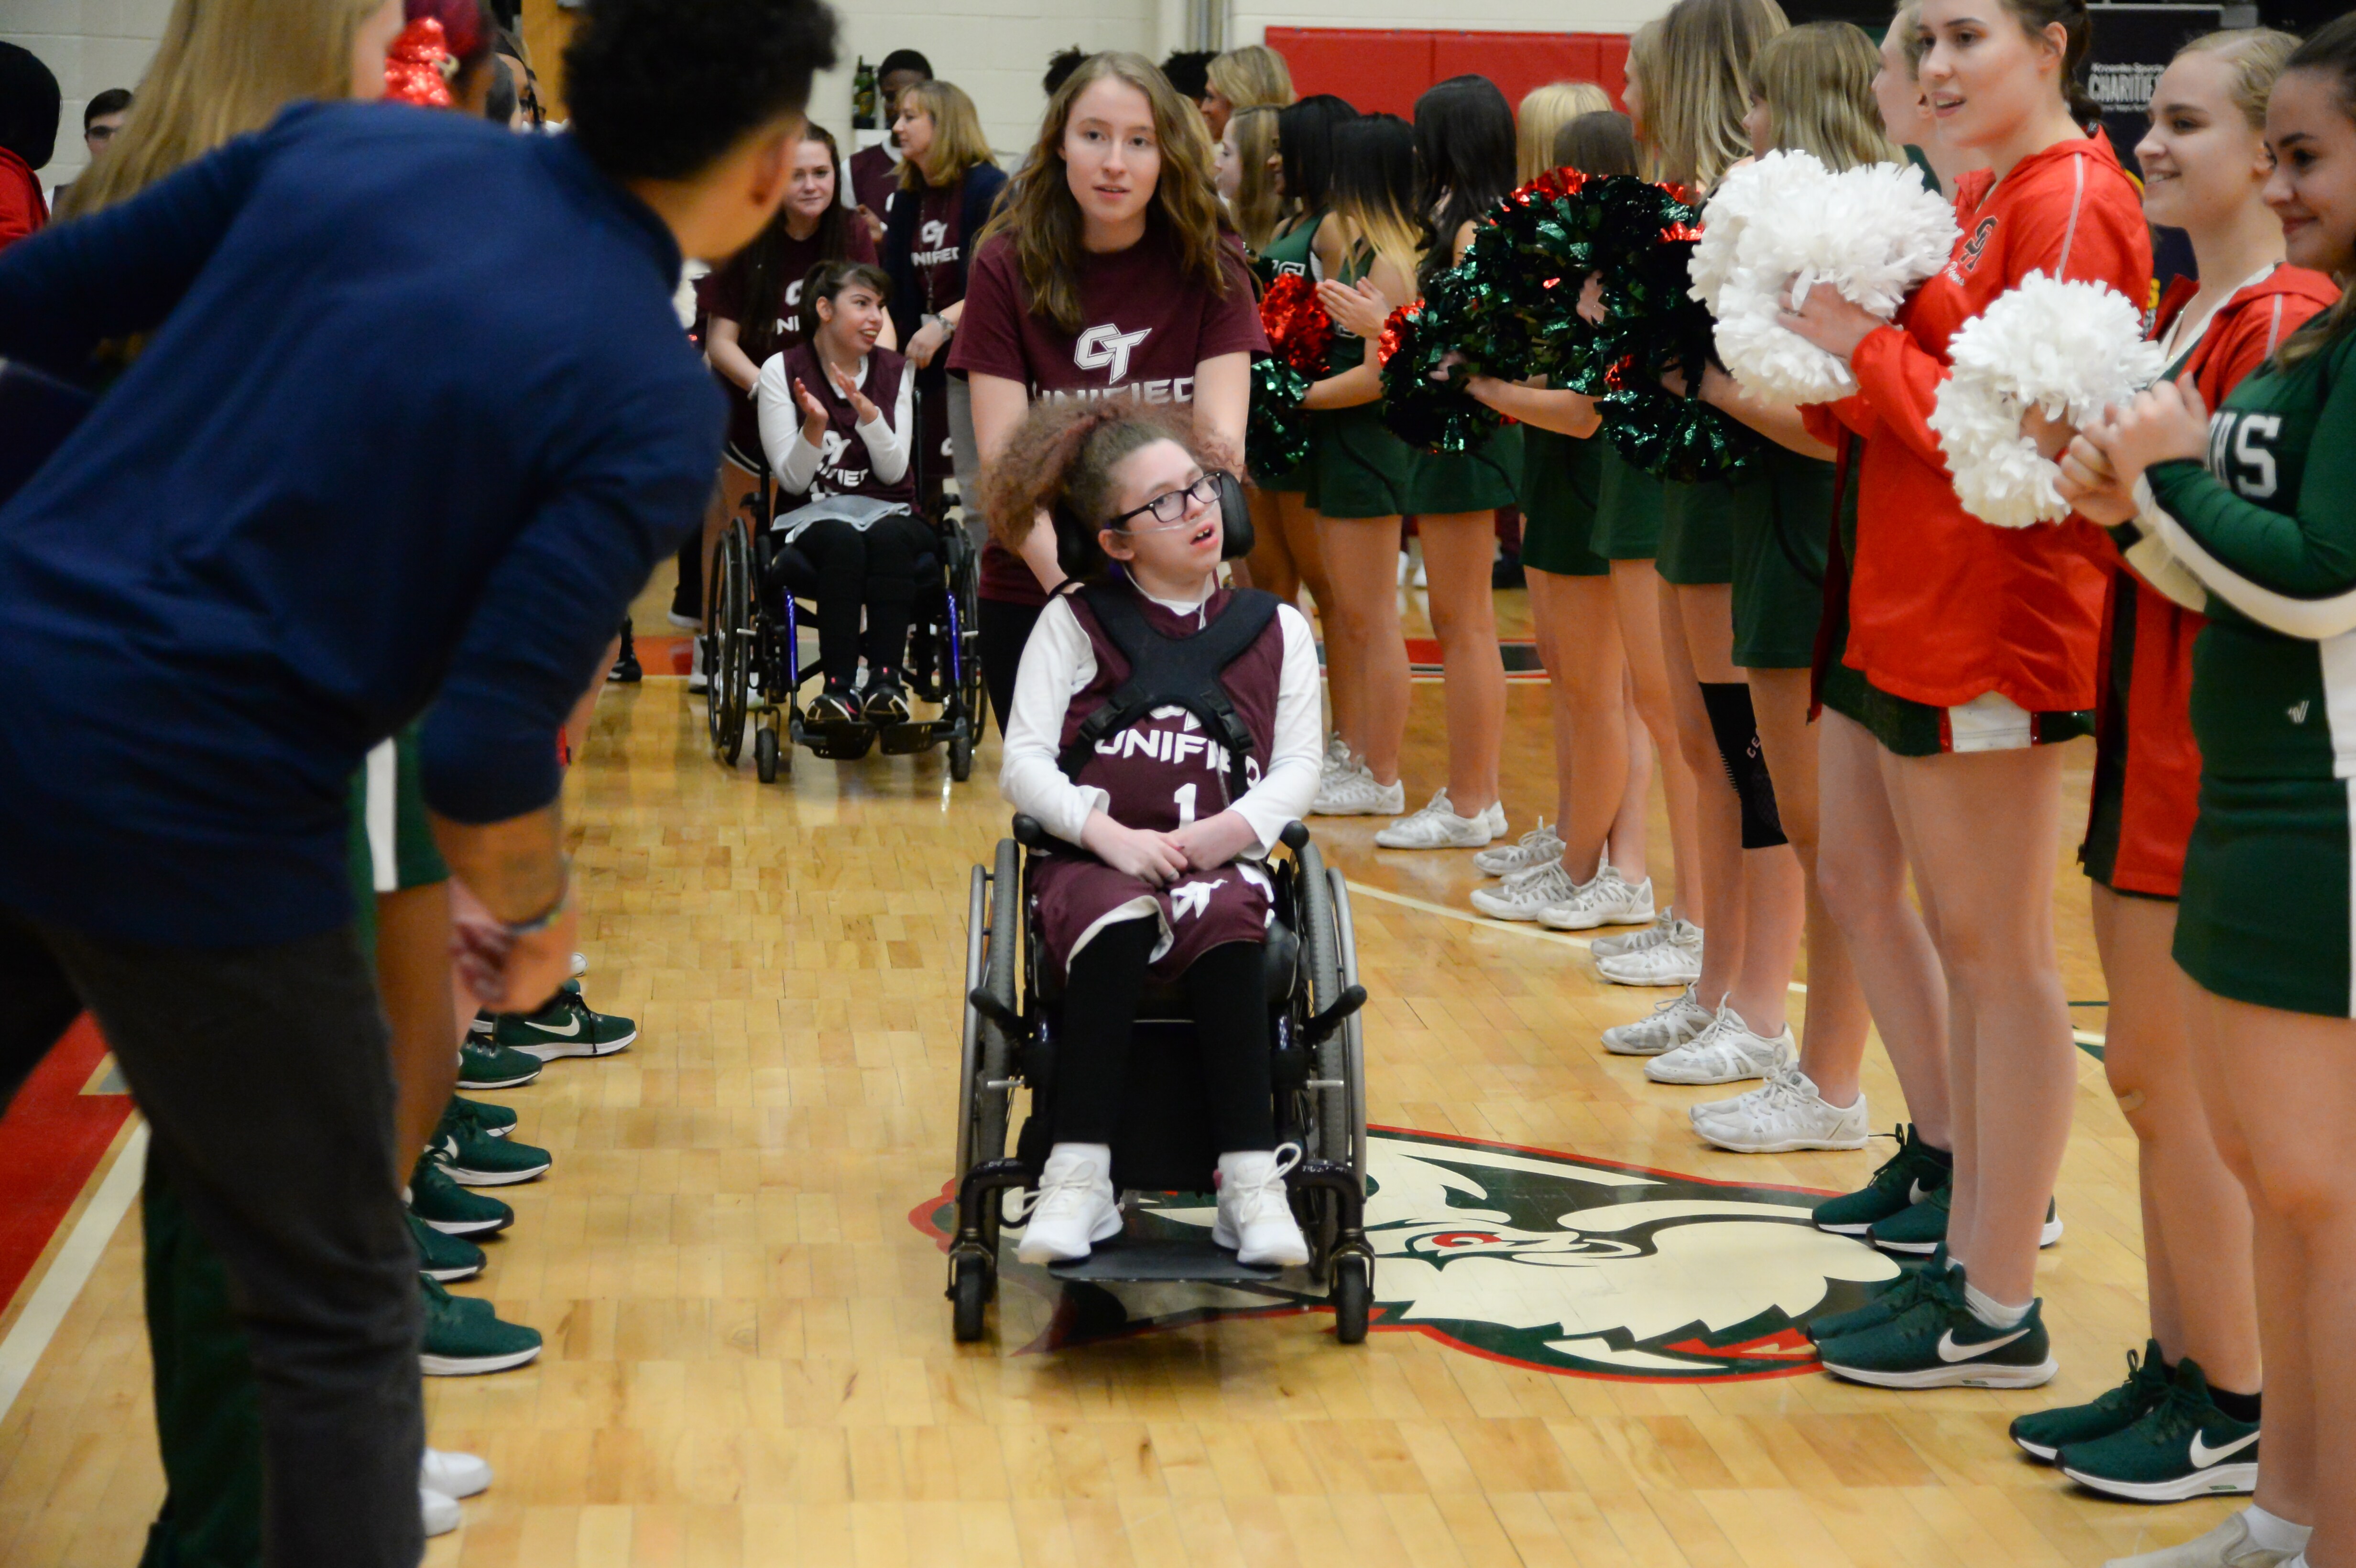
1057, 583, 1282, 803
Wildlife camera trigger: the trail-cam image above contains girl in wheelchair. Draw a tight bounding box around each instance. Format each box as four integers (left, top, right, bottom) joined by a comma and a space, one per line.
756, 260, 935, 725
986, 400, 1324, 1267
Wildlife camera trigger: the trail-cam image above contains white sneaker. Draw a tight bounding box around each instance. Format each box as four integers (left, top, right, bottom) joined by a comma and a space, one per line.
1213, 1145, 1311, 1267
1601, 984, 1712, 1056
1469, 861, 1579, 920
1594, 915, 1704, 986
422, 1486, 462, 1538
1592, 906, 1684, 960
1014, 1143, 1122, 1264
1537, 864, 1656, 931
1318, 734, 1353, 787
2104, 1513, 2307, 1568
1690, 1065, 1870, 1152
1473, 818, 1564, 878
687, 634, 709, 693
422, 1448, 492, 1500
1313, 763, 1406, 817
1646, 1002, 1794, 1085
1376, 790, 1498, 849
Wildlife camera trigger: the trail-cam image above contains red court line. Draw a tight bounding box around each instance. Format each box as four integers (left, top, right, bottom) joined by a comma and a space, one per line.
0, 1016, 134, 1316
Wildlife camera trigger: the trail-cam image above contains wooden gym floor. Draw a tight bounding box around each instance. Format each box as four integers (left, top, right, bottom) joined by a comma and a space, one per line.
0, 572, 2223, 1567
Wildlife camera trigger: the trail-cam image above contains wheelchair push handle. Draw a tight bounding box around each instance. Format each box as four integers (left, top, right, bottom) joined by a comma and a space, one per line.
1279, 820, 1309, 851
1304, 983, 1367, 1046
1012, 814, 1051, 850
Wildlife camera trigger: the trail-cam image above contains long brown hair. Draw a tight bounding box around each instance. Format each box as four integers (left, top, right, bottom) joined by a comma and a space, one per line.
62, 0, 389, 218
1517, 81, 1614, 184
2276, 14, 2356, 368
975, 51, 1232, 338
1648, 0, 1790, 188
1226, 103, 1284, 253
731, 121, 857, 362
1751, 22, 1900, 171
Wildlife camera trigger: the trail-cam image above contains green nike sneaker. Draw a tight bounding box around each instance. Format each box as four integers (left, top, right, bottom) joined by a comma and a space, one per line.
427, 1099, 552, 1187
450, 1094, 517, 1139
480, 980, 636, 1061
1871, 1186, 2064, 1255
408, 1211, 485, 1283
457, 1037, 542, 1090
419, 1278, 542, 1376
1817, 1263, 2059, 1389
1805, 1247, 1947, 1343
408, 1156, 514, 1236
1813, 1124, 1952, 1235
2059, 1358, 2260, 1502
2011, 1339, 2173, 1461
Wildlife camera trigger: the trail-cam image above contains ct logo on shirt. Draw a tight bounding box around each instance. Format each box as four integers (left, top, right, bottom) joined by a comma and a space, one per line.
1074, 323, 1153, 384
818, 430, 851, 471
920, 219, 948, 248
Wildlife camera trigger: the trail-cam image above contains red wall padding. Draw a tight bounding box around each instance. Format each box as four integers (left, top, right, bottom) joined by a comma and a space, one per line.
1265, 27, 1629, 121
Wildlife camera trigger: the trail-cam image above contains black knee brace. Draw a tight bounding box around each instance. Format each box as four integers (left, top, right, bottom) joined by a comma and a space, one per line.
1700, 682, 1787, 849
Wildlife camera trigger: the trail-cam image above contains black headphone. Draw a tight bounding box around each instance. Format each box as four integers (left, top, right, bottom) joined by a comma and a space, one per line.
1055, 469, 1256, 578
1215, 469, 1254, 561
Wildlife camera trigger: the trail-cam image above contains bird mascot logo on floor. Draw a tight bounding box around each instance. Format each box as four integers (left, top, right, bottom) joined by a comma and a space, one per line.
918, 1126, 1899, 1379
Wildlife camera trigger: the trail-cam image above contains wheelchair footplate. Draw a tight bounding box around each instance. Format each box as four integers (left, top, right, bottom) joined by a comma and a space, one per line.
1046, 1235, 1284, 1285
875, 718, 940, 757
791, 713, 876, 761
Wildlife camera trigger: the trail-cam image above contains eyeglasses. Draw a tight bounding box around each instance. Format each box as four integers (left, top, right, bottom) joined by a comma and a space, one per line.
1108, 473, 1223, 532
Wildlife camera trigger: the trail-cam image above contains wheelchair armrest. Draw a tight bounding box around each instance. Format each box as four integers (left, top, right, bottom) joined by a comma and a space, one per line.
1280, 821, 1310, 851
1012, 815, 1051, 850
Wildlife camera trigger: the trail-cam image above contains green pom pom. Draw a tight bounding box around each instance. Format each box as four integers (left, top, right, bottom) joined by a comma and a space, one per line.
1247, 357, 1314, 481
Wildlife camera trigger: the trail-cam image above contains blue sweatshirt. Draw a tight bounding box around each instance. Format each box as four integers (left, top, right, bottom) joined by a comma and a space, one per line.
0, 103, 724, 947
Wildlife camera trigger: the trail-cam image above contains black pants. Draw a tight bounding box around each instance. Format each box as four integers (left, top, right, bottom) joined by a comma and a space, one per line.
796, 514, 934, 689
978, 596, 1044, 740
1055, 919, 1277, 1150
0, 908, 422, 1568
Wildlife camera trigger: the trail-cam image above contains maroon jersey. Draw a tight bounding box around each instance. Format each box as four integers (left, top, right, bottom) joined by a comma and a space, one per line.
951, 228, 1268, 607
848, 143, 900, 225
705, 221, 878, 460
776, 340, 916, 504
1031, 584, 1286, 982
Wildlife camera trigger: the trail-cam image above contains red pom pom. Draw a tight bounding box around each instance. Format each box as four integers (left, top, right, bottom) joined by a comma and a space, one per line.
1258, 273, 1335, 377
383, 17, 453, 108
1375, 302, 1417, 370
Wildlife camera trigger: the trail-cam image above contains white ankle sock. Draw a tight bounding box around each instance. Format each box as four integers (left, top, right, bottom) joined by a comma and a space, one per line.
2242, 1505, 2313, 1555
1963, 1281, 2029, 1329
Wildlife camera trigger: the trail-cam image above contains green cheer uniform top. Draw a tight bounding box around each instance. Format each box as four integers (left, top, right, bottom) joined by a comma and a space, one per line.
1306, 246, 1418, 521
2150, 327, 2356, 1017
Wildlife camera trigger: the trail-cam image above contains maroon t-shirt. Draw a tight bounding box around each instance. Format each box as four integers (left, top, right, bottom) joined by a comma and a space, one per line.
848, 143, 900, 225
776, 340, 916, 505
705, 222, 878, 457
950, 229, 1268, 606
910, 181, 968, 314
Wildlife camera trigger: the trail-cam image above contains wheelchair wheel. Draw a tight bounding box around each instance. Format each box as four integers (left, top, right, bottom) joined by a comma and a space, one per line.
755, 726, 779, 783
950, 1252, 990, 1343
948, 732, 973, 784
1293, 839, 1350, 1167
707, 520, 753, 766
1332, 1254, 1371, 1344
973, 838, 1022, 1171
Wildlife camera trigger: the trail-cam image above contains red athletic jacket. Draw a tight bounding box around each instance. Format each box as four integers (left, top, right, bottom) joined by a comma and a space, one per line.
1806, 133, 2152, 712
0, 148, 46, 253
2094, 263, 2339, 896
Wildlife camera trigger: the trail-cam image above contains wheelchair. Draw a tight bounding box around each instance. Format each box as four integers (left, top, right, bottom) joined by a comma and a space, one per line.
704, 412, 986, 783
948, 814, 1373, 1345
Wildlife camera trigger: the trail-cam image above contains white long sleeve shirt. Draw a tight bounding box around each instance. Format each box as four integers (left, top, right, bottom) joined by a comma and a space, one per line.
753, 351, 913, 496
999, 585, 1324, 858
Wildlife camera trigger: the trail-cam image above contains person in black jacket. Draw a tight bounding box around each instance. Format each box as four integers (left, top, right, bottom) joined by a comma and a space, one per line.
881, 77, 1006, 535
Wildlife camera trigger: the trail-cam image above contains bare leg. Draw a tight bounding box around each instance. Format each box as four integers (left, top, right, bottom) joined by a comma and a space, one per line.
1611, 560, 1703, 923
1610, 681, 1654, 882
1813, 710, 1951, 1148
2092, 887, 2259, 1385
1749, 668, 1870, 1106
377, 884, 461, 1169
1417, 512, 1508, 817
1884, 745, 2072, 1306
1526, 568, 1628, 879
2192, 989, 2356, 1549
1242, 488, 1299, 605
1315, 515, 1409, 787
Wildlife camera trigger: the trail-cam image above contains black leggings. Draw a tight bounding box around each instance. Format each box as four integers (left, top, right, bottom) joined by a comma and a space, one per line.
978, 596, 1043, 739
1055, 919, 1277, 1151
795, 514, 934, 687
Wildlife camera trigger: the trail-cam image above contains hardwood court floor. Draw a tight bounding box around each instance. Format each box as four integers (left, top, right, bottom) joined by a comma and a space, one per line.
0, 578, 2219, 1568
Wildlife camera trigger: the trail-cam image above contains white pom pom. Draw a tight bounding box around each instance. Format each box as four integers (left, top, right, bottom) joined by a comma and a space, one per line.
1697, 158, 1959, 405
1689, 151, 1825, 316
1928, 271, 2168, 528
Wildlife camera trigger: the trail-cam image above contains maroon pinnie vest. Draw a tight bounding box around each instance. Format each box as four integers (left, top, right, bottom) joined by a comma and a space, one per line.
777, 340, 916, 503
1055, 584, 1286, 829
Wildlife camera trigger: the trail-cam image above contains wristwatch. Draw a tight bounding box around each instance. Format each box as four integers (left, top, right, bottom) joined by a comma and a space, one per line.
922, 312, 954, 338
501, 859, 571, 938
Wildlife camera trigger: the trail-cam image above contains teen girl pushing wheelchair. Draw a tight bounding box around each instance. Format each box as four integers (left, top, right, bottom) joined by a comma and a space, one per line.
985, 399, 1324, 1268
